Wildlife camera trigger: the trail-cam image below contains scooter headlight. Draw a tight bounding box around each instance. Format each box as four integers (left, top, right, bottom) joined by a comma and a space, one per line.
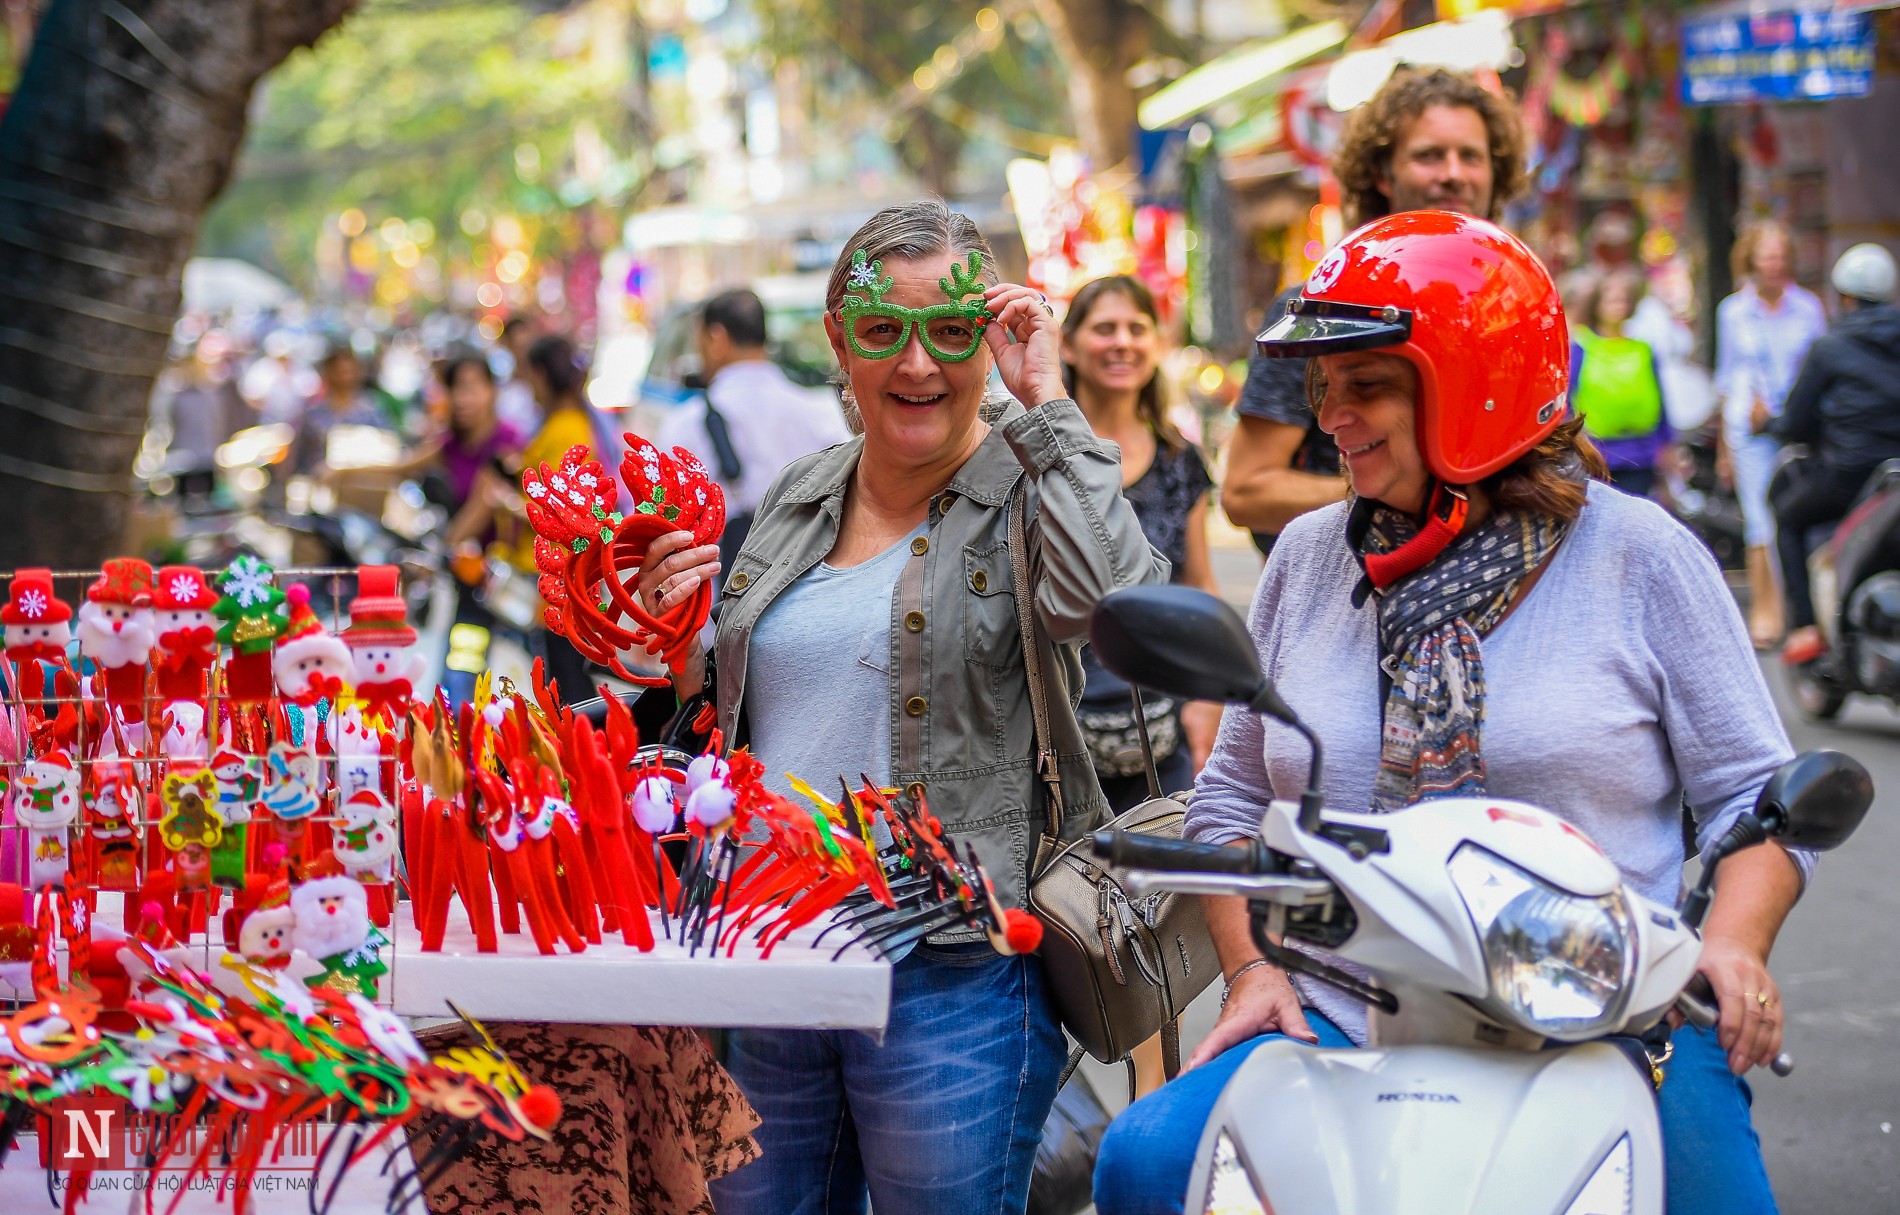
1449, 844, 1634, 1041
1203, 1129, 1272, 1215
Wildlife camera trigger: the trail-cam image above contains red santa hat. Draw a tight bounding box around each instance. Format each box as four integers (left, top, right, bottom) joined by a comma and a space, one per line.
343, 565, 416, 649
276, 584, 347, 666
86, 558, 155, 608
153, 566, 217, 612
2, 569, 71, 626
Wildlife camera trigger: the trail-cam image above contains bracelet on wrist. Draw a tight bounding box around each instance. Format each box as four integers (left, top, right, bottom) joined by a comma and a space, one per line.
1220, 957, 1284, 1008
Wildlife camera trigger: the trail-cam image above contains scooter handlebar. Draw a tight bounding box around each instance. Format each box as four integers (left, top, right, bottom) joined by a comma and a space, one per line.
1676, 977, 1794, 1076
1090, 831, 1271, 874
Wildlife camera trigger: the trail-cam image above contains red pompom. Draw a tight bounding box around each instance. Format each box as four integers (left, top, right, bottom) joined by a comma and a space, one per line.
517, 1084, 562, 1132
286, 583, 311, 608
1003, 909, 1043, 955
262, 842, 288, 868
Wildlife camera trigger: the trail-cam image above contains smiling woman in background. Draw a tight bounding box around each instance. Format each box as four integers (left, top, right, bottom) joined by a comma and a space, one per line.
1060, 275, 1221, 807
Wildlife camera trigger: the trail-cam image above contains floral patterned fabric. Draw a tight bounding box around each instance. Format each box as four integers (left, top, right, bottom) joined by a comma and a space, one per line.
413, 1022, 760, 1215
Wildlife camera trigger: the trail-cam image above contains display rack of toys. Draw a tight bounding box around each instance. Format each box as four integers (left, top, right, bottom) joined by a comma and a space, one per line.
0, 432, 1033, 1206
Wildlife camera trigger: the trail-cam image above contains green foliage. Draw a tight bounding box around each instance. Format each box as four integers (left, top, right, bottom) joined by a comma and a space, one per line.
201, 0, 635, 285
754, 0, 1070, 192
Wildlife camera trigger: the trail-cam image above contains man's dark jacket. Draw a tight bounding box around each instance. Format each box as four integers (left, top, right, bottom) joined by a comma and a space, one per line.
1772, 303, 1900, 472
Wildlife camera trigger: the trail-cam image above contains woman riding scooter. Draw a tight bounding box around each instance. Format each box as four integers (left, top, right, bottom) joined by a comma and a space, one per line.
1094, 212, 1814, 1215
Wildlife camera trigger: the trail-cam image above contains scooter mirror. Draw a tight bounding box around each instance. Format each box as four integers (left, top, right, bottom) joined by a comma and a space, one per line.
1090, 587, 1293, 718
1753, 750, 1874, 852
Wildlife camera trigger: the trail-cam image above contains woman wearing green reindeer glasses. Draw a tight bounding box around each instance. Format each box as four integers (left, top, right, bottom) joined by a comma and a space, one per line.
634, 200, 1168, 1214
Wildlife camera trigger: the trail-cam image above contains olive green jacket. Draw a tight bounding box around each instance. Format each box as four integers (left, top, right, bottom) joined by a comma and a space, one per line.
713, 398, 1170, 917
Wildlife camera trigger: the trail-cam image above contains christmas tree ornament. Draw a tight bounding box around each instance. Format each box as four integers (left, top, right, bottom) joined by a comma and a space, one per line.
229, 871, 296, 970
81, 757, 142, 890
272, 583, 352, 705
158, 767, 222, 891
150, 564, 219, 702
213, 554, 289, 703
330, 701, 385, 802
1, 567, 72, 665
208, 748, 263, 890
5, 750, 81, 889
343, 564, 421, 722
333, 788, 400, 884
76, 557, 156, 706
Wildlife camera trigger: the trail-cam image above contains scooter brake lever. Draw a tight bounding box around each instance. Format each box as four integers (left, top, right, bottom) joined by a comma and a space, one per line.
1674, 989, 1718, 1030
1674, 990, 1795, 1076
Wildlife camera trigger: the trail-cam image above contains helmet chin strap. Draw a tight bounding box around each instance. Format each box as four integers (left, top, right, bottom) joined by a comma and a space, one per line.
1349, 481, 1471, 605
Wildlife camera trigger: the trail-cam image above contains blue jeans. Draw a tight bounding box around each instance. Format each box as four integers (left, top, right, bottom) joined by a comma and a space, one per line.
712, 940, 1066, 1215
1094, 1016, 1774, 1215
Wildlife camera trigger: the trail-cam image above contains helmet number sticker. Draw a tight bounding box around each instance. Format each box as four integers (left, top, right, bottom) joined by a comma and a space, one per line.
1306, 246, 1349, 295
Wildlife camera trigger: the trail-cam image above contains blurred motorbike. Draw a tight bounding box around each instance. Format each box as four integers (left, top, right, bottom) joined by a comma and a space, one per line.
1782, 459, 1900, 721
1657, 422, 1745, 572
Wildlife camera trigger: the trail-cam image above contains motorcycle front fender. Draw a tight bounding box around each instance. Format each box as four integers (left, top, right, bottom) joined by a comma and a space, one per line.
1187, 1040, 1662, 1215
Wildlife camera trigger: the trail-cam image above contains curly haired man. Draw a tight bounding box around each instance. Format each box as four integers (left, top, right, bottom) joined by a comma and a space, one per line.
1221, 68, 1526, 550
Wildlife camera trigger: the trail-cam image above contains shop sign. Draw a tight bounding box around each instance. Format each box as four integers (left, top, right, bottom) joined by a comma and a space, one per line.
1679, 6, 1874, 105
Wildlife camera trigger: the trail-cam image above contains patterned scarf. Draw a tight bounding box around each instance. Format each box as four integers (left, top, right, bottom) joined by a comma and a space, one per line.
1349, 498, 1569, 811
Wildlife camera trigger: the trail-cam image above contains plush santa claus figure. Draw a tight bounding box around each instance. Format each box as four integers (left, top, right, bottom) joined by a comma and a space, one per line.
151, 565, 219, 702
289, 871, 387, 996
343, 566, 421, 722
8, 751, 81, 889
2, 568, 72, 666
77, 558, 156, 706
272, 584, 352, 705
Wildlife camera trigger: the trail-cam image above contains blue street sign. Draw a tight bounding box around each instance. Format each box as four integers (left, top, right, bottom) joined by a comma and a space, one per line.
1680, 7, 1874, 106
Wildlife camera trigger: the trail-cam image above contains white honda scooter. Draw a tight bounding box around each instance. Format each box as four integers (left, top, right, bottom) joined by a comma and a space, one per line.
1087, 585, 1874, 1215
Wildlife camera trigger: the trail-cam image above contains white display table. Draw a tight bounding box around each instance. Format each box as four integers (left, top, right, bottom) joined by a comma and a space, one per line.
381, 899, 893, 1034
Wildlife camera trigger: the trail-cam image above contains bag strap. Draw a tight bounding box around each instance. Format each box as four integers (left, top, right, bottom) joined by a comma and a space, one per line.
1009, 476, 1065, 841
701, 392, 746, 483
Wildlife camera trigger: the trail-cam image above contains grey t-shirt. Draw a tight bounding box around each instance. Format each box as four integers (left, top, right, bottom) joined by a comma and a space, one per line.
744, 523, 927, 802
1187, 482, 1810, 1044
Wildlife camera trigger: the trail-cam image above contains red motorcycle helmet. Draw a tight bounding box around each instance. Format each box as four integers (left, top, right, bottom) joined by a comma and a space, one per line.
1256, 210, 1569, 484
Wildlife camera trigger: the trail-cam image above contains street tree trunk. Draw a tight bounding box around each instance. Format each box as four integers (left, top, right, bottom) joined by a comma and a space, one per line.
1033, 0, 1153, 175
0, 0, 355, 569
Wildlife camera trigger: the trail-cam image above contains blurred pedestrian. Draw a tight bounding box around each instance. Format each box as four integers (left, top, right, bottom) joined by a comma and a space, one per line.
1060, 274, 1220, 806
1715, 220, 1827, 649
1771, 243, 1900, 665
287, 342, 400, 476
1572, 268, 1670, 498
1627, 256, 1716, 433
1220, 67, 1524, 554
657, 288, 850, 570
493, 315, 544, 437
240, 329, 314, 425
505, 334, 605, 699
385, 353, 521, 547
152, 331, 250, 498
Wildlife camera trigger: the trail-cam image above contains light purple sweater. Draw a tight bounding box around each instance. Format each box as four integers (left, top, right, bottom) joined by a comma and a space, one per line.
1186, 481, 1810, 1043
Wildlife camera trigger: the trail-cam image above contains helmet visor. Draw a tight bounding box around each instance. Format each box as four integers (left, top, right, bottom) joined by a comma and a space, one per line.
1256, 298, 1413, 358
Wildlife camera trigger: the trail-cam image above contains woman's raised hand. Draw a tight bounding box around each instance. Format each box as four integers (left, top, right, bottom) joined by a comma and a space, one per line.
983, 283, 1068, 408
